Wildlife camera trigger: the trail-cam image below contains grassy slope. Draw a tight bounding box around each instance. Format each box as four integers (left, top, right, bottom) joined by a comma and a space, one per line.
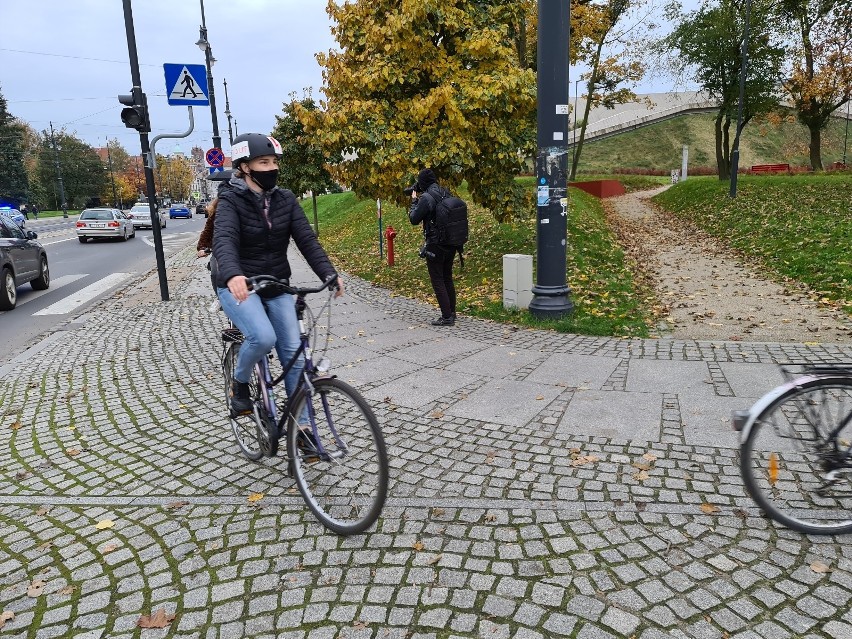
308, 178, 657, 337
653, 174, 852, 314
577, 112, 851, 173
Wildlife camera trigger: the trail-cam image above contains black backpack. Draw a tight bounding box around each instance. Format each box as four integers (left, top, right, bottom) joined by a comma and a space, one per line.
427, 185, 469, 263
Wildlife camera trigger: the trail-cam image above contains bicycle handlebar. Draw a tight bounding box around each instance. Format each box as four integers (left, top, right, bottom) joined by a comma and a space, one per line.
245, 274, 338, 297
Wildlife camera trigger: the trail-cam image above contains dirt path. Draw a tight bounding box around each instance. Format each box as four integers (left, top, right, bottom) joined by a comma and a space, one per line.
605, 187, 852, 343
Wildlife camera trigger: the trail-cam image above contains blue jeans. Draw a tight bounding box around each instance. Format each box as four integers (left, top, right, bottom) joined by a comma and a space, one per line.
217, 288, 303, 399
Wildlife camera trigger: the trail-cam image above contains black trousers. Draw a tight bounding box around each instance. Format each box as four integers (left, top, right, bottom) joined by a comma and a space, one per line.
426, 247, 456, 319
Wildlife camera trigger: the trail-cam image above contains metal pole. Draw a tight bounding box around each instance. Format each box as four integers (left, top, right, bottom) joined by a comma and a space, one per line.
122, 0, 169, 301
223, 77, 234, 146
106, 140, 119, 207
573, 78, 580, 170
729, 0, 753, 198
529, 0, 573, 319
199, 0, 221, 151
234, 120, 238, 137
843, 99, 850, 167
49, 121, 68, 218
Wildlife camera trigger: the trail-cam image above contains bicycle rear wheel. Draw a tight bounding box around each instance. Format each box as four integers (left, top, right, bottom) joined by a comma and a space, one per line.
740, 376, 852, 535
287, 377, 388, 535
223, 341, 269, 461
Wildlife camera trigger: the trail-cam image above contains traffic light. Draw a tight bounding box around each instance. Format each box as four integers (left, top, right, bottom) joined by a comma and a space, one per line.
118, 91, 150, 133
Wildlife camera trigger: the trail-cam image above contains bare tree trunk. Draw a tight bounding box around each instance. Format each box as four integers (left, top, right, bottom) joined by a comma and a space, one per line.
715, 111, 727, 180
570, 39, 604, 181
311, 192, 319, 236
808, 124, 823, 171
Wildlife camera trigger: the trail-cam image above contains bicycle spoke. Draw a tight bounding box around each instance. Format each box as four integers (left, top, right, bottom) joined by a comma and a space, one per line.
288, 378, 388, 535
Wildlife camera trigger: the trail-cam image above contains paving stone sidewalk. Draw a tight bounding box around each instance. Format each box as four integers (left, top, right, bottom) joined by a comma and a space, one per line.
1, 243, 852, 639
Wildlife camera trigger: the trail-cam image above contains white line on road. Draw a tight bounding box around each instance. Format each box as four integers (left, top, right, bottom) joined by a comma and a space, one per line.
41, 237, 77, 246
33, 272, 133, 316
14, 274, 88, 308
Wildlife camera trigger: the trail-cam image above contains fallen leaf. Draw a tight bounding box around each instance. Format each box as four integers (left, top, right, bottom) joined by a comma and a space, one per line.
431, 507, 445, 517
27, 580, 46, 597
58, 585, 76, 595
426, 553, 443, 565
9, 422, 21, 431
164, 501, 189, 510
412, 541, 424, 551
95, 519, 115, 530
768, 452, 779, 486
430, 411, 444, 419
700, 503, 720, 514
178, 404, 187, 409
810, 561, 831, 574
101, 544, 119, 554
247, 493, 264, 504
485, 450, 496, 463
65, 448, 81, 457
535, 395, 545, 400
484, 513, 497, 522
571, 455, 600, 467
633, 471, 650, 481
37, 541, 52, 550
35, 507, 49, 516
632, 462, 651, 471
137, 608, 176, 629
642, 453, 658, 462
0, 610, 14, 629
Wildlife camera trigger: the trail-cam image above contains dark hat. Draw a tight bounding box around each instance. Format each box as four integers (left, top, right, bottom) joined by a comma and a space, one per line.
416, 168, 437, 191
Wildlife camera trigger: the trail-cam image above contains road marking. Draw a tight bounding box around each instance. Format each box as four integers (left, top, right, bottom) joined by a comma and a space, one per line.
14, 274, 88, 308
33, 272, 133, 316
41, 236, 77, 246
141, 231, 196, 250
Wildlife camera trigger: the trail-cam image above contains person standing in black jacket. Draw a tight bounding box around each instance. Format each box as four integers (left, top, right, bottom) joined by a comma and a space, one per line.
409, 168, 457, 326
214, 133, 344, 416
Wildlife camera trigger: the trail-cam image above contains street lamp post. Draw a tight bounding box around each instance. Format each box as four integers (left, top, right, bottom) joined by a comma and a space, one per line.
529, 0, 573, 319
572, 78, 580, 169
843, 99, 850, 167
196, 0, 221, 152
106, 140, 119, 208
729, 0, 753, 198
223, 77, 235, 146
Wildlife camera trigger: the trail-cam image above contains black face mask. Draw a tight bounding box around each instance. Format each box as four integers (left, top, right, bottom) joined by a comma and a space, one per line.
249, 168, 279, 191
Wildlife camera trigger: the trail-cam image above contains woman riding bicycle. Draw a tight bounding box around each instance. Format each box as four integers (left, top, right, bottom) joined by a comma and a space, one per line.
214, 133, 344, 417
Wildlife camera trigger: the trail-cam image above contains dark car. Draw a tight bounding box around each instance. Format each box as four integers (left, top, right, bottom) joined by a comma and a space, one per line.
0, 215, 49, 310
195, 202, 208, 217
169, 203, 192, 219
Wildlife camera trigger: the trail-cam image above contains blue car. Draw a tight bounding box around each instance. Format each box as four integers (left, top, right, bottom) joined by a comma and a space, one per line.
169, 203, 192, 219
0, 207, 25, 229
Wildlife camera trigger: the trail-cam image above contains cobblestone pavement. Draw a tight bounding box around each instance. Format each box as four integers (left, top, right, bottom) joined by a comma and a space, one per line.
1, 244, 852, 638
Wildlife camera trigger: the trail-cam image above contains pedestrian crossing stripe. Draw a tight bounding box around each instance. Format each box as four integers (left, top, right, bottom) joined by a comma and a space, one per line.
167, 66, 208, 103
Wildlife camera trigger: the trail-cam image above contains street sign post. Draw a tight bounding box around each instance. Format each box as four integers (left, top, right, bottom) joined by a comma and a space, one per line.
205, 147, 224, 174
163, 64, 210, 107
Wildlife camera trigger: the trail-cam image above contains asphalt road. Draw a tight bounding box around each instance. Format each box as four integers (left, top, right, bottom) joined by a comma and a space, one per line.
0, 214, 205, 364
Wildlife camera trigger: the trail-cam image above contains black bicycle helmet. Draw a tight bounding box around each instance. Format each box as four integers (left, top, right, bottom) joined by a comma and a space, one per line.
230, 133, 283, 167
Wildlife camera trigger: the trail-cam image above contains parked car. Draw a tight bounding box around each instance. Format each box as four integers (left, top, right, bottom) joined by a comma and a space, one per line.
76, 208, 136, 243
0, 207, 26, 229
169, 203, 192, 219
195, 202, 209, 217
0, 215, 49, 310
127, 204, 167, 229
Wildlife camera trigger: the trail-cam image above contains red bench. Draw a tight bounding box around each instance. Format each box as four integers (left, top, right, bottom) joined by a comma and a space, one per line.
750, 163, 790, 174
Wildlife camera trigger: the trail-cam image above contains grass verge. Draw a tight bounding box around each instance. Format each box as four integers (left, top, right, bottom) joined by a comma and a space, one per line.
308, 178, 653, 337
653, 173, 852, 314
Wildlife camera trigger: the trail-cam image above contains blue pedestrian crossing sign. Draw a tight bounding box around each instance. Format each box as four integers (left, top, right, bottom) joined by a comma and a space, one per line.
163, 63, 209, 106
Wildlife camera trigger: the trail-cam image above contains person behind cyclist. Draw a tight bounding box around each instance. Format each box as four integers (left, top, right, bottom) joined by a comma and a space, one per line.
214, 133, 344, 416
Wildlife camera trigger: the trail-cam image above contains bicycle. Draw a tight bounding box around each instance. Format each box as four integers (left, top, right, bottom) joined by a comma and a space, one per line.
733, 363, 852, 535
221, 274, 389, 535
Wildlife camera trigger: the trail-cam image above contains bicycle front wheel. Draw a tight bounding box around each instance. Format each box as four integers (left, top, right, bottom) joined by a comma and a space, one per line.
741, 376, 852, 535
287, 377, 388, 535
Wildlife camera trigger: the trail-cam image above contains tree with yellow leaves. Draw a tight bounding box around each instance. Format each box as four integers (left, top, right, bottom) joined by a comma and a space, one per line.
779, 0, 852, 170
303, 0, 538, 222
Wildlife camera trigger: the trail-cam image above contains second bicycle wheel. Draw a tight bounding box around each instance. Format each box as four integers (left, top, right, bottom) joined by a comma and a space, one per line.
287, 377, 388, 535
223, 341, 268, 461
740, 376, 852, 535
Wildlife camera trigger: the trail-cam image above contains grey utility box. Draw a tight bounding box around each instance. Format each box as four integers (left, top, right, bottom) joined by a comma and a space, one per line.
503, 254, 533, 310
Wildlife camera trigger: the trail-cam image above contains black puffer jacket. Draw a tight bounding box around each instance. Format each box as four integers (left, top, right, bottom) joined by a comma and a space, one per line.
213, 178, 336, 289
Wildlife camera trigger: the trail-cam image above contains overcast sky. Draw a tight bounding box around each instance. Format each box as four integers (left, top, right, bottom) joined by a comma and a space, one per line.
1, 0, 694, 157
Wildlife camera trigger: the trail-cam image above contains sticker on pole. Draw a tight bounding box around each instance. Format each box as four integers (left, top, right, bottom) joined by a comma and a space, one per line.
163, 64, 209, 106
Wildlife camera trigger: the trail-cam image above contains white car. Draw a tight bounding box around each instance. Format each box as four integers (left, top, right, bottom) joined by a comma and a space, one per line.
127, 204, 167, 229
76, 208, 136, 243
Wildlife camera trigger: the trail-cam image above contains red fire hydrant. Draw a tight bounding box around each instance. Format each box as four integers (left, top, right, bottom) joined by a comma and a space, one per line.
384, 226, 397, 267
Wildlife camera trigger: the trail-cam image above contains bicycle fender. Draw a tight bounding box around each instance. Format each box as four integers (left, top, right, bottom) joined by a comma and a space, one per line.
735, 374, 824, 442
